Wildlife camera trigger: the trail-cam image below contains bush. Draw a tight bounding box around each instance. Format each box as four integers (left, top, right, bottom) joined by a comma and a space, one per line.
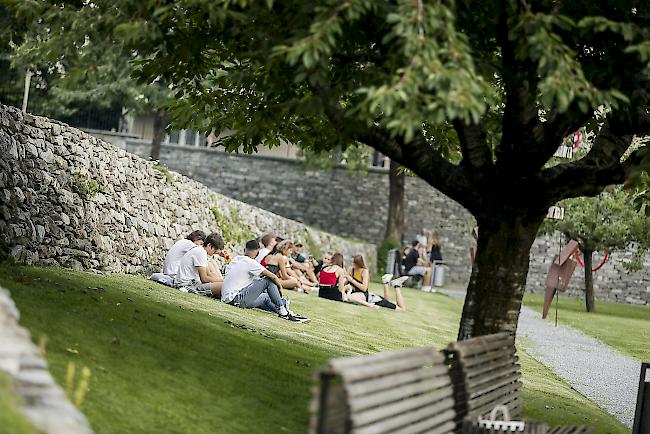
377, 239, 401, 275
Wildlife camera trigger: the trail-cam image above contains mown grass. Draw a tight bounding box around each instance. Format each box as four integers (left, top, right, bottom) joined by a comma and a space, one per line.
524, 291, 650, 362
0, 264, 627, 434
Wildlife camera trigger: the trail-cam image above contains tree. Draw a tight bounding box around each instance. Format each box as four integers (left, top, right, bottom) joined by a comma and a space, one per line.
7, 1, 650, 339
544, 188, 650, 312
2, 2, 171, 160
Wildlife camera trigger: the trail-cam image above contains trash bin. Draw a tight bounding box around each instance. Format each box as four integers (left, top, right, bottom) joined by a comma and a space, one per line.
433, 261, 445, 287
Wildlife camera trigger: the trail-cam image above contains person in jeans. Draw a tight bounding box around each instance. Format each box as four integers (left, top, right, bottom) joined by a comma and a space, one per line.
175, 233, 226, 297
222, 240, 310, 323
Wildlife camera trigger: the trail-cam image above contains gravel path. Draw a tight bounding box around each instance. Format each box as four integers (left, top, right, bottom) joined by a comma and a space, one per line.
441, 289, 639, 428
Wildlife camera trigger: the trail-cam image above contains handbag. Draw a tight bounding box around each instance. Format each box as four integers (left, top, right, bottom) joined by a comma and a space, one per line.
461, 406, 548, 434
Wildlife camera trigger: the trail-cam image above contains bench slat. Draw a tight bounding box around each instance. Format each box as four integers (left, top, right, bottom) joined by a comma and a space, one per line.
328, 347, 440, 372
355, 403, 455, 434
349, 376, 452, 412
450, 336, 515, 358
465, 364, 520, 391
450, 348, 517, 370
334, 352, 444, 383
467, 372, 521, 399
392, 415, 456, 434
347, 364, 449, 398
548, 426, 595, 434
352, 390, 454, 427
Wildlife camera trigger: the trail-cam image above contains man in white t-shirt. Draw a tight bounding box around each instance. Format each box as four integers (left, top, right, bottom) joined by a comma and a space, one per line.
223, 240, 310, 323
175, 233, 226, 297
163, 230, 206, 279
255, 233, 277, 263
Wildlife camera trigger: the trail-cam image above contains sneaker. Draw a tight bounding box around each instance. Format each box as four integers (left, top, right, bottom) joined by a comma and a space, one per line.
390, 276, 409, 288
382, 273, 394, 284
281, 311, 311, 323
289, 311, 311, 323
422, 285, 432, 292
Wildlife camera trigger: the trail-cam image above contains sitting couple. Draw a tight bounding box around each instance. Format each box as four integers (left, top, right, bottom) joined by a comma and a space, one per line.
318, 253, 406, 311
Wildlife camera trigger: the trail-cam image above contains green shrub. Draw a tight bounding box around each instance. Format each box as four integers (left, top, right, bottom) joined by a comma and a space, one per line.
377, 239, 401, 275
70, 174, 104, 199
153, 164, 174, 185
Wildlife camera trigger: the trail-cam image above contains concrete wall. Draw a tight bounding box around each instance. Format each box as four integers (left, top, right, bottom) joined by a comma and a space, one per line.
0, 104, 375, 275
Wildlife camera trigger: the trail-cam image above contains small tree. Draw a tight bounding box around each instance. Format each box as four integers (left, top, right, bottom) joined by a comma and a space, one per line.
544, 188, 650, 312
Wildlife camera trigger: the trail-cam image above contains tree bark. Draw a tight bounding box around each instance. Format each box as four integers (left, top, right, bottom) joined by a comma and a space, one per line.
384, 159, 405, 243
583, 247, 595, 312
150, 108, 168, 161
457, 211, 544, 340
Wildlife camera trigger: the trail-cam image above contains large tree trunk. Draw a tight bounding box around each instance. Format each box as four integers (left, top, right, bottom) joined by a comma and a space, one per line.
457, 211, 544, 340
583, 247, 595, 312
150, 108, 168, 161
384, 159, 405, 243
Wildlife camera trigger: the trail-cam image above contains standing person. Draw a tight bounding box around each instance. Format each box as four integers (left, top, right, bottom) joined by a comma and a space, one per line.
222, 239, 310, 323
428, 230, 443, 263
318, 253, 349, 302
255, 233, 277, 265
403, 241, 433, 292
162, 230, 206, 281
174, 233, 225, 298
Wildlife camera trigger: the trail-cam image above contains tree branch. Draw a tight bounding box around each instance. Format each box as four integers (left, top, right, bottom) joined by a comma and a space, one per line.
453, 119, 494, 173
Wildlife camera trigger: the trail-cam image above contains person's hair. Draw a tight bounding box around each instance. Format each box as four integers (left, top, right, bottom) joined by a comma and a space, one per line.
430, 230, 442, 247
294, 242, 303, 248
275, 236, 284, 243
275, 240, 294, 256
411, 240, 419, 247
245, 239, 260, 252
329, 253, 344, 268
261, 233, 275, 247
352, 255, 366, 269
204, 233, 225, 250
186, 230, 206, 242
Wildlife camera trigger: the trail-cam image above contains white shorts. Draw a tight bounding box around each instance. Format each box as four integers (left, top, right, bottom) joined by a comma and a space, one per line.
407, 266, 428, 276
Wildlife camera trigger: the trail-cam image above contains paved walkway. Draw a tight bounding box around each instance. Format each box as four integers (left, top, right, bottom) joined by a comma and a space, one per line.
441, 289, 639, 428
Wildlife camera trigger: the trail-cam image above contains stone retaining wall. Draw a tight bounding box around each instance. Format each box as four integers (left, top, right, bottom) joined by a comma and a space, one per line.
0, 104, 375, 274
0, 286, 94, 434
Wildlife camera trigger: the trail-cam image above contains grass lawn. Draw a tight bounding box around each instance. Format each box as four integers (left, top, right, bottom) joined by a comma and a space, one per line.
524, 292, 650, 362
0, 263, 627, 434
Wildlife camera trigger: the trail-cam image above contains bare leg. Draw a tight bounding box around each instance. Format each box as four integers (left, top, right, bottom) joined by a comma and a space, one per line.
383, 283, 406, 311
280, 277, 300, 289
347, 292, 376, 308
209, 282, 222, 298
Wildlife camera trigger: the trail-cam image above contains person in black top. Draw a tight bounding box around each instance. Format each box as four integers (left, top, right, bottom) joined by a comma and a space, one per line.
403, 241, 433, 291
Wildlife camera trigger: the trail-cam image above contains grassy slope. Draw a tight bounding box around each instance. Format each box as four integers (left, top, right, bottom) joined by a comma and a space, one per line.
0, 372, 40, 434
0, 264, 626, 434
524, 292, 650, 362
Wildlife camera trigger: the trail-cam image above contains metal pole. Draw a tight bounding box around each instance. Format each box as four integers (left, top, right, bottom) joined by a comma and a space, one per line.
22, 70, 32, 114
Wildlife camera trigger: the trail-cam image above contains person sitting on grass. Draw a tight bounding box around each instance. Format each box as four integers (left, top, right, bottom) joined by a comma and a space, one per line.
318, 253, 350, 302
174, 233, 225, 298
346, 255, 370, 301
221, 239, 310, 323
149, 230, 206, 287
265, 240, 304, 292
290, 242, 319, 284
255, 233, 277, 266
347, 274, 408, 311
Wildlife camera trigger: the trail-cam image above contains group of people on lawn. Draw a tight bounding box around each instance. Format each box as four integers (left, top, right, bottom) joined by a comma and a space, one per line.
154, 230, 407, 323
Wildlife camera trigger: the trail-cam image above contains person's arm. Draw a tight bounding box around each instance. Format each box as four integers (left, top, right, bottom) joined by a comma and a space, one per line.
337, 268, 348, 301
360, 269, 369, 292
197, 266, 219, 283
260, 268, 283, 289
278, 256, 292, 280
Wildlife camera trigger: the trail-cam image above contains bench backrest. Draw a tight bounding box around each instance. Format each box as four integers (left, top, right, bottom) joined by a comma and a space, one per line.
445, 333, 522, 426
310, 346, 456, 434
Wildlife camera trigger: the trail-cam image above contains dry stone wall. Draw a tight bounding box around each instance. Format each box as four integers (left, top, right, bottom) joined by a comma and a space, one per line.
0, 104, 375, 274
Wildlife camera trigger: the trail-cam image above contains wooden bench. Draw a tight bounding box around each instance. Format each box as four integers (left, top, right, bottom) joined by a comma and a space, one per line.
445, 332, 522, 425
311, 333, 595, 434
309, 346, 456, 434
